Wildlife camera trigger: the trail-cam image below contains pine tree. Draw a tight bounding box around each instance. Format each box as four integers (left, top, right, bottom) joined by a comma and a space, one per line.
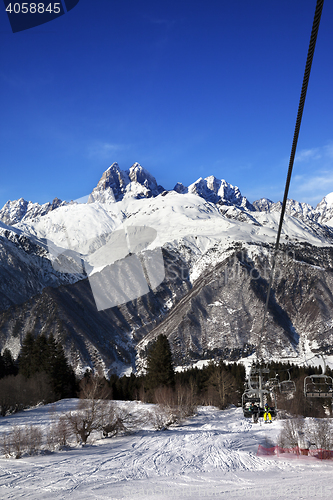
145, 334, 175, 390
18, 332, 76, 400
18, 332, 36, 378
47, 333, 76, 399
2, 348, 17, 376
0, 352, 5, 379
33, 333, 49, 373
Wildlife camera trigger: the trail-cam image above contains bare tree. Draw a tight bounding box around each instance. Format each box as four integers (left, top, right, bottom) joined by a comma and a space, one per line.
308, 418, 333, 451
65, 375, 111, 445
55, 414, 73, 447
11, 426, 26, 459
101, 403, 143, 437
150, 383, 197, 429
45, 424, 58, 452
66, 399, 104, 445
209, 366, 236, 409
150, 404, 174, 430
26, 425, 43, 456
1, 432, 12, 458
175, 382, 197, 421
278, 418, 305, 448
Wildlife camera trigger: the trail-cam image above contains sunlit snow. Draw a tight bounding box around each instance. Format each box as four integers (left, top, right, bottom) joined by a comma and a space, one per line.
0, 401, 332, 499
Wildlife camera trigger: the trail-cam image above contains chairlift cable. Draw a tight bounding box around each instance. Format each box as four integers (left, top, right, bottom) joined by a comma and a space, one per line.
257, 0, 325, 360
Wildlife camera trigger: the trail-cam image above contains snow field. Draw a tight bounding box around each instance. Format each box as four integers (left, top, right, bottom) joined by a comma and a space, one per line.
1, 401, 333, 499
14, 191, 333, 282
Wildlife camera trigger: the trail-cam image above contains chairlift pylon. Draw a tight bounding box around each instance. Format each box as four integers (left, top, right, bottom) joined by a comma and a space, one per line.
242, 363, 277, 419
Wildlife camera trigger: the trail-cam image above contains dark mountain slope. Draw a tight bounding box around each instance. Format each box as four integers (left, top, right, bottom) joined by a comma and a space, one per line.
0, 248, 191, 374
137, 243, 333, 367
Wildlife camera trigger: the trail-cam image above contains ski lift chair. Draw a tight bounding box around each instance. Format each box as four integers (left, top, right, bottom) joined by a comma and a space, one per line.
242, 389, 276, 419
279, 371, 296, 395
304, 374, 333, 398
242, 391, 261, 418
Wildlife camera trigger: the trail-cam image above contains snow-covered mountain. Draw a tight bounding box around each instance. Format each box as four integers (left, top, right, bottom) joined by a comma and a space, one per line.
253, 198, 315, 220
314, 192, 333, 225
0, 197, 66, 226
2, 163, 333, 375
88, 162, 165, 204
174, 175, 254, 210
253, 194, 333, 227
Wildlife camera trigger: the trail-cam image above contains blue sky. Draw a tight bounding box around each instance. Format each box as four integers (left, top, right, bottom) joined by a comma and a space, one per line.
0, 0, 332, 209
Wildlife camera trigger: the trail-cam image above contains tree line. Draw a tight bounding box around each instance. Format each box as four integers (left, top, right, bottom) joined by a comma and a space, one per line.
1, 332, 332, 418
0, 332, 76, 415
110, 334, 246, 409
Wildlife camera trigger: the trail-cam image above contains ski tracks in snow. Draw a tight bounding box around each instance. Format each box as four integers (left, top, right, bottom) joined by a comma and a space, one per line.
1, 403, 332, 499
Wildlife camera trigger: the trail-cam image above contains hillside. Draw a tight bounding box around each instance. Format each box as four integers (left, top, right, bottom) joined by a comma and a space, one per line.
1, 163, 333, 375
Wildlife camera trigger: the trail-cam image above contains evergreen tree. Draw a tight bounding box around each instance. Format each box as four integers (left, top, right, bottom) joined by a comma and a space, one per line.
2, 348, 17, 377
18, 332, 76, 400
18, 332, 36, 378
0, 352, 4, 379
33, 333, 49, 373
47, 333, 76, 399
145, 334, 175, 390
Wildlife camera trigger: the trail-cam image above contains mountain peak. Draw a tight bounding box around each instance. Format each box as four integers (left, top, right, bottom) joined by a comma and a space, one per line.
173, 182, 188, 194
314, 192, 333, 225
88, 163, 164, 204
0, 197, 65, 226
187, 175, 254, 210
321, 192, 333, 208
127, 163, 153, 184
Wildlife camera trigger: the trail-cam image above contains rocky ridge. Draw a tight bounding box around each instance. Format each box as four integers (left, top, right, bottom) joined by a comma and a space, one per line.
1, 163, 333, 375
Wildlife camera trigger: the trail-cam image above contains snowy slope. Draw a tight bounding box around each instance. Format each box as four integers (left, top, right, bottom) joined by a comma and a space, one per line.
0, 222, 85, 314
0, 401, 332, 499
14, 191, 333, 279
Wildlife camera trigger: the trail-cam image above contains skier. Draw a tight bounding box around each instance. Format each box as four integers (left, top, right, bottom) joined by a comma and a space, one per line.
249, 402, 259, 423
263, 403, 272, 423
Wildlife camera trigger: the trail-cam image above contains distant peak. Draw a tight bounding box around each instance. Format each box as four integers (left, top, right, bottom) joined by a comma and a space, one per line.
128, 162, 142, 174
105, 162, 120, 172
173, 182, 188, 194
324, 192, 333, 207
186, 175, 253, 208
89, 162, 164, 203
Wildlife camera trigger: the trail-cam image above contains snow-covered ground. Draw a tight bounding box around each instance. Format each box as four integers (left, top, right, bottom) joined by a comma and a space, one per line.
0, 400, 332, 499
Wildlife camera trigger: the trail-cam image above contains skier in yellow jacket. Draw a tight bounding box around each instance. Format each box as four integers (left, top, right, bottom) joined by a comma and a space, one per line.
263, 403, 272, 423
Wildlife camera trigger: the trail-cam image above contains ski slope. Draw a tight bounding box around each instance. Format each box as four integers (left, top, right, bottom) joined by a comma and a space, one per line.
0, 401, 332, 499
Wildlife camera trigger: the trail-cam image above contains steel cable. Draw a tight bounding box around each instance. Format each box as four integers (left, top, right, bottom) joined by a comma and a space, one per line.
257, 0, 325, 359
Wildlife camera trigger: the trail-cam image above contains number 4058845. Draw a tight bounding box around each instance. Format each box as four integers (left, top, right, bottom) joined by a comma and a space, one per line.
6, 3, 62, 14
